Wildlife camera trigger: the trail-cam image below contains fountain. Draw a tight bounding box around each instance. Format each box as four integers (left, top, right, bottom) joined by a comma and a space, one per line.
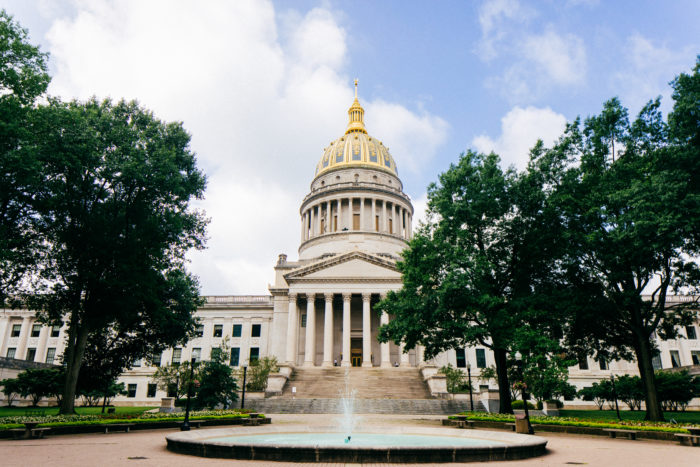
166, 368, 547, 462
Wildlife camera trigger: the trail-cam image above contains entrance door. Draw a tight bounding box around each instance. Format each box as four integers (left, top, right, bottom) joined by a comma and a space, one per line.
351, 338, 362, 367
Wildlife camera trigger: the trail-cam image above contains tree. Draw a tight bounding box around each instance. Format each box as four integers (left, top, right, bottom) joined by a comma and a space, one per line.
244, 356, 279, 392
578, 381, 614, 410
378, 150, 567, 414
1, 377, 21, 406
614, 375, 645, 411
196, 346, 238, 409
152, 359, 202, 400
549, 85, 700, 420
0, 10, 50, 304
15, 368, 62, 406
24, 98, 207, 414
439, 364, 471, 394
656, 370, 696, 412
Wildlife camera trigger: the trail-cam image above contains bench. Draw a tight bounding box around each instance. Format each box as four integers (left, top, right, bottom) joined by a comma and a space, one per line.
505, 423, 516, 431
603, 429, 638, 440
244, 418, 261, 426
30, 428, 50, 439
181, 420, 206, 429
248, 413, 260, 419
674, 433, 700, 447
455, 420, 475, 429
102, 423, 135, 434
9, 426, 50, 439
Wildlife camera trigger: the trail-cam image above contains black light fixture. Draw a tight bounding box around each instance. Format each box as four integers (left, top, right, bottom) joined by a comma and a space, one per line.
240, 362, 248, 410
515, 352, 534, 434
467, 362, 474, 412
181, 357, 196, 431
610, 372, 621, 420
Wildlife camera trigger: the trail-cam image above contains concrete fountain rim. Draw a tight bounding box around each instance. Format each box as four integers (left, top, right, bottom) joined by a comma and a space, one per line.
165, 424, 548, 463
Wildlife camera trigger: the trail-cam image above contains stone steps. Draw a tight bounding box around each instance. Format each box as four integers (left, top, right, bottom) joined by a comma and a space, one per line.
280, 367, 432, 400
244, 398, 484, 415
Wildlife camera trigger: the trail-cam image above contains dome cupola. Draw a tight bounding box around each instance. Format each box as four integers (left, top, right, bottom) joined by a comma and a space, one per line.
314, 80, 398, 179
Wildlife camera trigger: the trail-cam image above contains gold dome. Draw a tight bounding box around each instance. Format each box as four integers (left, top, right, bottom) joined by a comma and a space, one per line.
314, 80, 398, 178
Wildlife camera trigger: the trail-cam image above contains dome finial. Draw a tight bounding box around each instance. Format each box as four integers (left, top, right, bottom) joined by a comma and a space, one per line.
346, 78, 366, 134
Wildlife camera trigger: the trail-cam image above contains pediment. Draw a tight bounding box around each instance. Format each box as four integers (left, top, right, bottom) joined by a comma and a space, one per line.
284, 251, 400, 282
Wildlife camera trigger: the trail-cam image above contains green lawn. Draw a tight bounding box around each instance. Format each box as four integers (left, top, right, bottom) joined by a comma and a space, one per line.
560, 409, 700, 424
0, 406, 153, 417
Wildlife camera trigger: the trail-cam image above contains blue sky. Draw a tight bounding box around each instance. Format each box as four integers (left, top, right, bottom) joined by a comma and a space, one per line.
2, 0, 698, 294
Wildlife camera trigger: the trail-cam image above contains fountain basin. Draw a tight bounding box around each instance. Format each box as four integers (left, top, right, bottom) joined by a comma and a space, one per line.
166, 425, 548, 463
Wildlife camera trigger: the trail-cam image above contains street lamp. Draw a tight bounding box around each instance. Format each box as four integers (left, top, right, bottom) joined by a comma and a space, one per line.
610, 373, 621, 420
466, 362, 474, 412
180, 357, 196, 431
515, 352, 533, 434
240, 362, 248, 410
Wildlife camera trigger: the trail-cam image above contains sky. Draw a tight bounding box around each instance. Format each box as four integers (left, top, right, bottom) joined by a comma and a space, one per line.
2, 0, 698, 295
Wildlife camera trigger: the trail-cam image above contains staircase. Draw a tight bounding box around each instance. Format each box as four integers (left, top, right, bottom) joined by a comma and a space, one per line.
280, 367, 432, 399
243, 367, 486, 414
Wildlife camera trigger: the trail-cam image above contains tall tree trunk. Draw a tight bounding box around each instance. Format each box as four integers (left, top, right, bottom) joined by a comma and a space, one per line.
494, 347, 513, 414
634, 334, 664, 421
59, 324, 90, 414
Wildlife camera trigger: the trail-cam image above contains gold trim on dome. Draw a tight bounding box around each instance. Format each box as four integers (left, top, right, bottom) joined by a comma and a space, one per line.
314, 80, 398, 178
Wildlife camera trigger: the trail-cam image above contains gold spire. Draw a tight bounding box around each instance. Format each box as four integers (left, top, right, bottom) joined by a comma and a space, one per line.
346, 78, 367, 134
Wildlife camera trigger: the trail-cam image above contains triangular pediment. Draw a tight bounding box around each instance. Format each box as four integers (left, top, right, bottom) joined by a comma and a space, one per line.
284, 251, 400, 282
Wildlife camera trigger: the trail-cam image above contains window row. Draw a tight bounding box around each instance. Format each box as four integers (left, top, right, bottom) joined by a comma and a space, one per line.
9, 323, 62, 338
170, 346, 259, 366
193, 323, 261, 338
5, 347, 57, 364
126, 383, 158, 398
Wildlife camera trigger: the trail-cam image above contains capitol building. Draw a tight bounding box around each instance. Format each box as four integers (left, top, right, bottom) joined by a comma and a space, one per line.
1, 88, 699, 408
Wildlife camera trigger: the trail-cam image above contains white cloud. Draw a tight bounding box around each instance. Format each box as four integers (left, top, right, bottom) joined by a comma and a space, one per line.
522, 28, 586, 86
613, 33, 695, 114
472, 106, 567, 171
43, 0, 447, 294
476, 0, 533, 60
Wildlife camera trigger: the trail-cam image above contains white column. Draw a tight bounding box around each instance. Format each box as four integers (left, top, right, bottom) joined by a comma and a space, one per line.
371, 198, 376, 231
303, 294, 316, 367
317, 204, 322, 235
382, 200, 388, 232
341, 293, 351, 367
362, 293, 372, 367
322, 293, 334, 367
408, 213, 413, 237
399, 341, 411, 367
310, 207, 315, 238
337, 199, 342, 231
285, 294, 298, 365
401, 208, 406, 238
300, 212, 305, 241
36, 325, 50, 363
17, 317, 31, 359
359, 198, 364, 230
380, 296, 391, 367
417, 344, 425, 367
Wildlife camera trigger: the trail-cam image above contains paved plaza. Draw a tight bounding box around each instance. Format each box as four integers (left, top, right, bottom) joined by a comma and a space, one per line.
2, 414, 698, 466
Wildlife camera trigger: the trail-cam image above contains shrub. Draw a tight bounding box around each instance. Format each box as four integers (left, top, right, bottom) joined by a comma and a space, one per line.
439, 364, 472, 393
511, 400, 536, 410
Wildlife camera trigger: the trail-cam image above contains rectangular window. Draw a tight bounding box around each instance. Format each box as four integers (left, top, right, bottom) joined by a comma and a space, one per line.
670, 350, 681, 368
375, 216, 379, 231
51, 325, 61, 337
455, 349, 466, 368
333, 216, 338, 231
150, 352, 161, 367
147, 383, 157, 398
45, 348, 56, 364
249, 347, 259, 363
26, 348, 36, 361
301, 314, 307, 327
652, 352, 663, 370
11, 324, 21, 337
213, 324, 223, 337
230, 347, 240, 366
691, 351, 700, 366
598, 357, 608, 370
172, 348, 182, 365
686, 325, 697, 340
6, 348, 16, 359
251, 324, 261, 337
127, 384, 137, 398
232, 324, 242, 337
353, 213, 360, 230
192, 348, 201, 363
194, 324, 204, 338
31, 324, 42, 337
475, 348, 486, 368
388, 218, 393, 234
578, 355, 589, 370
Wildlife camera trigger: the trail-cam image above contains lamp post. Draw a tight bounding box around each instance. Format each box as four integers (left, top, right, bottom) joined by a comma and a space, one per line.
515, 352, 533, 434
240, 362, 248, 410
610, 373, 621, 420
467, 362, 474, 412
180, 357, 196, 431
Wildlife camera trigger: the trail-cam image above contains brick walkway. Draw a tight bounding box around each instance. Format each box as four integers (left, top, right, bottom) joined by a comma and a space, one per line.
2, 414, 697, 466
